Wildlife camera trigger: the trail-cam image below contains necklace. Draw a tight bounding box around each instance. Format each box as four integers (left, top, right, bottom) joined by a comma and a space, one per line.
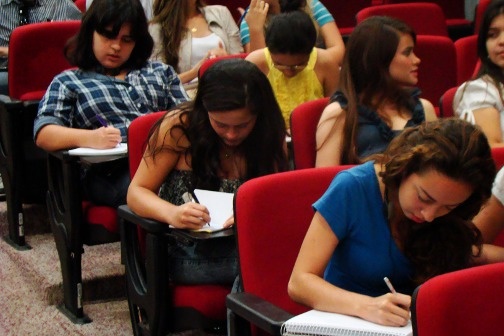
191, 27, 197, 33
224, 151, 233, 159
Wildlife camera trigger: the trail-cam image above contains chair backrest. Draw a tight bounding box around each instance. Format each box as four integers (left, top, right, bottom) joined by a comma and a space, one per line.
356, 3, 449, 36
198, 53, 248, 78
438, 86, 457, 118
415, 35, 457, 109
411, 262, 504, 336
382, 0, 469, 26
324, 0, 375, 36
289, 97, 329, 170
474, 0, 491, 34
454, 34, 478, 85
8, 20, 81, 100
234, 166, 354, 316
127, 111, 166, 178
74, 0, 86, 12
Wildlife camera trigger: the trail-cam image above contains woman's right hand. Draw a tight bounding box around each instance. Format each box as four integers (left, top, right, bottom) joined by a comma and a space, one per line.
92, 126, 122, 149
360, 293, 411, 327
246, 0, 269, 32
170, 202, 211, 229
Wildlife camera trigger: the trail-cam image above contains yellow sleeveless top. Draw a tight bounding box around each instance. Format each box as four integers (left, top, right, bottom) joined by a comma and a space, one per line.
265, 48, 324, 127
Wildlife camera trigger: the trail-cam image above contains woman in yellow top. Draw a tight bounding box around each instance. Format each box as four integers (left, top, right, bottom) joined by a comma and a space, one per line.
246, 10, 339, 130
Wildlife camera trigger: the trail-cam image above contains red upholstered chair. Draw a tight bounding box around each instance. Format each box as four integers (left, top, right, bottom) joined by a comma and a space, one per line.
414, 35, 457, 111
118, 112, 232, 335
227, 166, 354, 335
289, 97, 329, 170
356, 3, 449, 37
474, 0, 491, 35
454, 34, 478, 85
0, 20, 81, 249
323, 0, 375, 37
198, 53, 248, 78
46, 149, 123, 323
382, 0, 472, 39
411, 263, 504, 336
74, 0, 86, 12
438, 86, 457, 118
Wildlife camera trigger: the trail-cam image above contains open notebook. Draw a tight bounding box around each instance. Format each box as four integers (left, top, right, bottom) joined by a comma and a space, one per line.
68, 143, 128, 156
281, 310, 412, 336
192, 189, 234, 233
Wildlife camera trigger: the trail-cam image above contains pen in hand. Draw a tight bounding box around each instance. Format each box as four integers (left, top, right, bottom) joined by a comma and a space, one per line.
182, 189, 210, 227
383, 277, 397, 294
95, 114, 109, 127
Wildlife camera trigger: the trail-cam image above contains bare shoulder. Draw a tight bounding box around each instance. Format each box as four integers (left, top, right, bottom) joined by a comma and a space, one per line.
419, 98, 437, 121
319, 101, 345, 124
245, 49, 268, 73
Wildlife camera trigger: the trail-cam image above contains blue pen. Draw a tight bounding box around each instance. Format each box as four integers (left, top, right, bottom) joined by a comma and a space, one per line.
95, 114, 109, 127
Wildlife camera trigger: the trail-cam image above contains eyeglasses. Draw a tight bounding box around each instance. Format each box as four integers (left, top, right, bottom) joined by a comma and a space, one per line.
273, 63, 308, 71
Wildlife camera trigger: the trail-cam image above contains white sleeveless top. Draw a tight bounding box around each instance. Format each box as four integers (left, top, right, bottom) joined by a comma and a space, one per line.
190, 33, 223, 69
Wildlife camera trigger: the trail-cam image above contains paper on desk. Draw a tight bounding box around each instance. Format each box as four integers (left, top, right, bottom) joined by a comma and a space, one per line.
68, 143, 128, 156
192, 189, 234, 233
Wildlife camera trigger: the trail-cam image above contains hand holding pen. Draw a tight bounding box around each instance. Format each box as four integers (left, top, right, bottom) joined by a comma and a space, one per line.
177, 190, 210, 229
92, 114, 122, 149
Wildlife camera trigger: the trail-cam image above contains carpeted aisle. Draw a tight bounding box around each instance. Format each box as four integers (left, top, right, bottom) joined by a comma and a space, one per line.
0, 202, 132, 335
0, 203, 228, 336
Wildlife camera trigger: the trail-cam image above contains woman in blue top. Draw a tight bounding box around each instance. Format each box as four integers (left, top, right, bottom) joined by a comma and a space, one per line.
289, 118, 504, 327
315, 16, 437, 167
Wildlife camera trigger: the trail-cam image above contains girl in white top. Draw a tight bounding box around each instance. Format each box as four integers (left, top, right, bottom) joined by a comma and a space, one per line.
148, 0, 243, 85
454, 0, 504, 147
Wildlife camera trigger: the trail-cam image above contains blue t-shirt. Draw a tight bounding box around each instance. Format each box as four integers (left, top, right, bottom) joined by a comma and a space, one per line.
239, 0, 334, 46
313, 161, 414, 296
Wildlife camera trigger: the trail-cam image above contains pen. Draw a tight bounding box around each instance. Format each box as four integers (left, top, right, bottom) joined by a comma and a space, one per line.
95, 114, 109, 127
183, 186, 210, 227
383, 277, 397, 294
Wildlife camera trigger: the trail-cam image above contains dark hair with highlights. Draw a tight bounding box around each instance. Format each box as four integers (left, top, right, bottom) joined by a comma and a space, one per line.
146, 59, 288, 190
332, 16, 417, 164
372, 118, 495, 284
65, 0, 153, 72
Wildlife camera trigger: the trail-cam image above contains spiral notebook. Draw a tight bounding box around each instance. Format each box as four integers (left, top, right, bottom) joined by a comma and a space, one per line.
281, 310, 412, 336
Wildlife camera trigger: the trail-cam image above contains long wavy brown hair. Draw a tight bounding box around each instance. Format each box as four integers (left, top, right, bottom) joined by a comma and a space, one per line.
151, 0, 206, 71
371, 118, 495, 285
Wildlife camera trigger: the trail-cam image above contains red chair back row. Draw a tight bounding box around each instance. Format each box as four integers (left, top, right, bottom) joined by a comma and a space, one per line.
412, 262, 504, 336
8, 20, 81, 100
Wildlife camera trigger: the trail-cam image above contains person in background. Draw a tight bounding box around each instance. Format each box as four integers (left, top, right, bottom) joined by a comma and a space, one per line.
241, 0, 344, 65
454, 0, 504, 147
87, 0, 154, 20
0, 0, 82, 95
149, 0, 243, 90
289, 118, 504, 327
246, 10, 338, 130
316, 16, 437, 167
33, 0, 188, 208
127, 59, 288, 288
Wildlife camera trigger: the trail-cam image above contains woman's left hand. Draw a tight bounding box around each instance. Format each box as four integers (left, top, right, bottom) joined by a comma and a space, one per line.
222, 215, 234, 228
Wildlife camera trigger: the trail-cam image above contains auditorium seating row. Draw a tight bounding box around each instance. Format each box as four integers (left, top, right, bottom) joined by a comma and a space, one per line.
1, 1, 501, 334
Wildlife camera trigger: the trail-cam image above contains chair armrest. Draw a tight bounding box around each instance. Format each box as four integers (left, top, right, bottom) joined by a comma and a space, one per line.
226, 292, 294, 335
117, 204, 170, 234
117, 204, 234, 239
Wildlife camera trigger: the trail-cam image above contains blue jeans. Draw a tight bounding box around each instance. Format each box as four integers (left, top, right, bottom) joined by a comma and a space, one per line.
167, 234, 238, 285
0, 70, 8, 96
82, 159, 130, 208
